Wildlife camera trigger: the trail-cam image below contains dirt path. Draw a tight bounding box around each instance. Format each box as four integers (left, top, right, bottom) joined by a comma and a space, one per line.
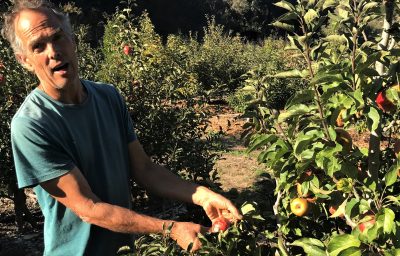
206, 109, 262, 191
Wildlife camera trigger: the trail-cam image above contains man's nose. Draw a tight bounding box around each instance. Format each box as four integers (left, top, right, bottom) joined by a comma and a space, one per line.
48, 43, 61, 59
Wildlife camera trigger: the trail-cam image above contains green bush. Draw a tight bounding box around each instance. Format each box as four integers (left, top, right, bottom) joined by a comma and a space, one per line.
240, 38, 306, 111
189, 18, 254, 98
0, 37, 37, 196
97, 7, 219, 186
75, 24, 103, 81
246, 0, 400, 254
226, 89, 255, 113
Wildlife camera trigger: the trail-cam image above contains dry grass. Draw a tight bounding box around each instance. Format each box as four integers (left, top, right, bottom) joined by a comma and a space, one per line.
215, 148, 262, 191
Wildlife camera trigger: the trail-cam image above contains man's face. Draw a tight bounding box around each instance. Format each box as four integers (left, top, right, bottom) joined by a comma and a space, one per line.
14, 8, 79, 90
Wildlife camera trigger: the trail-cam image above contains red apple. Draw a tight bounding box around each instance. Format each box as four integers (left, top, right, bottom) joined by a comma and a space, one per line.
358, 214, 375, 232
376, 91, 396, 112
211, 217, 230, 232
376, 84, 399, 113
328, 205, 344, 218
123, 45, 132, 55
394, 138, 400, 158
358, 219, 375, 232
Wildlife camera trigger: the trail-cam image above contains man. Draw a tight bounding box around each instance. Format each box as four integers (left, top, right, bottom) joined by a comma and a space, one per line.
2, 0, 242, 255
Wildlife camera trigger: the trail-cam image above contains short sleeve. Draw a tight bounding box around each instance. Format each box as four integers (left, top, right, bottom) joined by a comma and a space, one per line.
112, 87, 137, 143
11, 117, 75, 188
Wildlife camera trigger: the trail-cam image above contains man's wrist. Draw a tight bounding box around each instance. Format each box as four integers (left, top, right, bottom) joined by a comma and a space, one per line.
192, 186, 213, 206
161, 221, 175, 237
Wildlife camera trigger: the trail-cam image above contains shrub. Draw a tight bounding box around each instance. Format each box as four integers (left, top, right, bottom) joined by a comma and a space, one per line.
189, 18, 254, 98
0, 34, 38, 229
246, 0, 400, 254
97, 7, 219, 187
75, 24, 103, 81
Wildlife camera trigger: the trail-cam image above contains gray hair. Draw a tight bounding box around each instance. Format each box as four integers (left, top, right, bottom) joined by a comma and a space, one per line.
1, 0, 73, 54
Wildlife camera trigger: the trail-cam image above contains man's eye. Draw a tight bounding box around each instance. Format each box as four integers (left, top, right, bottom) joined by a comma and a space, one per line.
33, 43, 44, 52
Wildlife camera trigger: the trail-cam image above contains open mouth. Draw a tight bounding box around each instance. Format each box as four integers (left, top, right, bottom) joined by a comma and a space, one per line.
52, 63, 69, 73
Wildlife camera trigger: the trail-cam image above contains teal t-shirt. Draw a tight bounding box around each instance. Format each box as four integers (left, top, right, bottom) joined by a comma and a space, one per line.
11, 80, 137, 255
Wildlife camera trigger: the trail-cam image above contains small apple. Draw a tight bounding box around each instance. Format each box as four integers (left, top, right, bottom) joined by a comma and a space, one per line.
376, 84, 399, 113
376, 91, 395, 112
335, 128, 352, 152
358, 215, 375, 232
211, 217, 230, 232
328, 205, 344, 218
123, 45, 132, 55
394, 138, 400, 158
290, 198, 309, 217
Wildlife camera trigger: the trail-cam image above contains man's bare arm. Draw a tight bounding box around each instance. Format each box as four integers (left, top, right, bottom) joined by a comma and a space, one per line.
128, 140, 242, 220
41, 167, 175, 234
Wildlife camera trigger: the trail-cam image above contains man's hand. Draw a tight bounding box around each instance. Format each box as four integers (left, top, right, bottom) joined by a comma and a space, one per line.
194, 187, 242, 223
170, 222, 207, 251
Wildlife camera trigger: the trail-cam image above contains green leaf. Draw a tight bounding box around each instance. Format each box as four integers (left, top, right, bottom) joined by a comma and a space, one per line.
273, 69, 305, 78
361, 2, 379, 14
323, 34, 348, 44
247, 134, 278, 153
345, 198, 359, 218
278, 104, 315, 122
277, 12, 298, 22
293, 129, 324, 159
274, 0, 296, 11
366, 107, 380, 131
338, 247, 361, 256
241, 203, 256, 215
330, 199, 347, 218
304, 9, 319, 25
291, 238, 327, 256
315, 145, 342, 176
322, 0, 338, 10
309, 73, 344, 86
386, 86, 400, 104
379, 208, 395, 234
384, 249, 400, 256
384, 195, 400, 206
271, 21, 295, 32
327, 234, 361, 256
384, 160, 400, 186
285, 89, 314, 108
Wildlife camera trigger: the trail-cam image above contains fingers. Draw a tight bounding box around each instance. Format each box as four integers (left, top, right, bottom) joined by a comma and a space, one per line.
205, 198, 242, 221
225, 202, 243, 220
190, 237, 202, 252
171, 222, 207, 252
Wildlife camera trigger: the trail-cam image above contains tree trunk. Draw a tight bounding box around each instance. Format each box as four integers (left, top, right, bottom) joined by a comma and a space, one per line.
8, 182, 37, 231
369, 0, 395, 185
375, 0, 394, 75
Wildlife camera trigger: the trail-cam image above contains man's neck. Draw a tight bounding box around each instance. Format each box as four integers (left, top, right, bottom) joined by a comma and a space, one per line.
38, 78, 87, 104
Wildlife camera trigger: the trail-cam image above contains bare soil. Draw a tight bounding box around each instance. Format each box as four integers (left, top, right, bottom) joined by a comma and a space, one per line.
0, 191, 43, 256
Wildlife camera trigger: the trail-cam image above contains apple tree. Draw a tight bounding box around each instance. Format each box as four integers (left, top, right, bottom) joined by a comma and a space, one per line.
244, 0, 400, 254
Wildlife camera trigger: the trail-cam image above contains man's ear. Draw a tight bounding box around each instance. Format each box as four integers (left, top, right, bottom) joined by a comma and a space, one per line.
15, 53, 34, 72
